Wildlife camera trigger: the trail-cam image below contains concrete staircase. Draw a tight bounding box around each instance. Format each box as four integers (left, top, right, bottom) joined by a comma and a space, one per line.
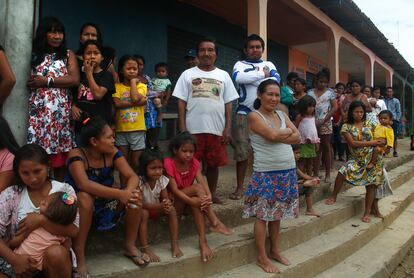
86, 139, 414, 277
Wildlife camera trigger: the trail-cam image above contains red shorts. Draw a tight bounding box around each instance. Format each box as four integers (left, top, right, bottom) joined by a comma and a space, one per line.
193, 133, 228, 168
49, 152, 69, 168
148, 209, 160, 220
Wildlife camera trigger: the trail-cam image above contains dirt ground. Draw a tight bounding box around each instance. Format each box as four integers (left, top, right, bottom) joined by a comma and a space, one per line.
391, 248, 414, 278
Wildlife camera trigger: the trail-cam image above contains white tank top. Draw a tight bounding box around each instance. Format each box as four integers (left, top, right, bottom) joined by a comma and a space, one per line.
249, 110, 296, 172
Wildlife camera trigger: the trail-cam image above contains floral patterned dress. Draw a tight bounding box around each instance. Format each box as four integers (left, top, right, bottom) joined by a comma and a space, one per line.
27, 52, 74, 155
339, 121, 383, 186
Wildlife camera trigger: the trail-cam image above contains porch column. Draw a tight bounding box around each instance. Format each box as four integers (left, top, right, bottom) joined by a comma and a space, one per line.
385, 70, 393, 87
247, 0, 268, 59
364, 56, 374, 86
326, 31, 340, 86
0, 0, 34, 145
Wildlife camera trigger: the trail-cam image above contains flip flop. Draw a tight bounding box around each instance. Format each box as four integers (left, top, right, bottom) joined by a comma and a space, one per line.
124, 253, 150, 268
229, 192, 242, 200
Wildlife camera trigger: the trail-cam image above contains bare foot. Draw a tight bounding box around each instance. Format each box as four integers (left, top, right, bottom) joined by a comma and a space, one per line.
325, 196, 336, 205
199, 242, 213, 262
74, 263, 89, 278
373, 212, 384, 219
210, 221, 233, 236
171, 242, 184, 258
305, 210, 321, 217
212, 196, 225, 205
269, 252, 291, 266
361, 215, 371, 223
324, 176, 331, 183
141, 246, 161, 262
256, 256, 280, 273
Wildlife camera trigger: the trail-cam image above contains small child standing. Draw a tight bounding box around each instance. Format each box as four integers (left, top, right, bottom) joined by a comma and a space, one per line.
112, 55, 148, 177
296, 95, 320, 176
367, 110, 394, 169
164, 132, 233, 263
10, 192, 78, 271
292, 145, 321, 217
137, 148, 183, 262
151, 62, 173, 112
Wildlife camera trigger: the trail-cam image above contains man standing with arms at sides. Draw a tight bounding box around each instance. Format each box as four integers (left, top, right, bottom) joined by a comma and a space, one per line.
384, 86, 402, 157
173, 38, 239, 204
230, 34, 281, 200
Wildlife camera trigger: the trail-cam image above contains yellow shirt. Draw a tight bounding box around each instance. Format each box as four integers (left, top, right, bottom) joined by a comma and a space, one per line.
373, 124, 394, 149
113, 83, 147, 132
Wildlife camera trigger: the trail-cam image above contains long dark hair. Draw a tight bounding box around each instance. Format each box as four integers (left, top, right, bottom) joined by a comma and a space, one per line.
297, 95, 316, 117
0, 116, 19, 154
32, 17, 67, 67
253, 79, 280, 109
138, 148, 163, 178
13, 144, 50, 186
79, 115, 108, 147
347, 101, 366, 124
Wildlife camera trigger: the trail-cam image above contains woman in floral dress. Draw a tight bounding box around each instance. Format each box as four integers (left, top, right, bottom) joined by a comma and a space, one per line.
325, 101, 384, 223
27, 17, 79, 180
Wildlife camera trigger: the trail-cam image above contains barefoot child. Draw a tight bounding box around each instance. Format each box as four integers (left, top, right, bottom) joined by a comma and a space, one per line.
292, 144, 321, 217
137, 148, 183, 262
367, 110, 394, 169
11, 192, 78, 271
296, 95, 320, 176
164, 132, 233, 263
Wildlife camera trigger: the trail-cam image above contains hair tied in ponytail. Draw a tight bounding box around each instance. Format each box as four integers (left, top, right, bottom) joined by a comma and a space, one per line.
82, 117, 91, 125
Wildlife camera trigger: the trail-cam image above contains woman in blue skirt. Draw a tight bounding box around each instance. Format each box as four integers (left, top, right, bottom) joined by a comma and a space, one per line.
243, 79, 300, 273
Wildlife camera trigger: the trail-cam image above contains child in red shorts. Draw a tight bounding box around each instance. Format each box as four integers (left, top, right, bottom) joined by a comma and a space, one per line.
138, 148, 183, 261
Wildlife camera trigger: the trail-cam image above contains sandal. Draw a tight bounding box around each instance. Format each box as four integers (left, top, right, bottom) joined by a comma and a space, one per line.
229, 192, 243, 200
124, 252, 150, 268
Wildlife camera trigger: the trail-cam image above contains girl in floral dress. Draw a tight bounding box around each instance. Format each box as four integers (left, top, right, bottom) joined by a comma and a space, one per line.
27, 17, 80, 180
325, 101, 384, 223
243, 79, 300, 273
307, 68, 337, 182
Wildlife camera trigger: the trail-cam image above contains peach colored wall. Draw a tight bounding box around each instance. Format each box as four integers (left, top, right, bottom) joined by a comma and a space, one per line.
288, 48, 348, 84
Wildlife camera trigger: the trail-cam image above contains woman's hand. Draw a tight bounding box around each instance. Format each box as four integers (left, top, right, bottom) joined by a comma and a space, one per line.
27, 75, 48, 88
16, 213, 45, 238
71, 104, 82, 121
10, 254, 37, 278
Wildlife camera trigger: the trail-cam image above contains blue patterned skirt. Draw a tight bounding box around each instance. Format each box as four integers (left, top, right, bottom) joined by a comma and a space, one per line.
243, 168, 299, 221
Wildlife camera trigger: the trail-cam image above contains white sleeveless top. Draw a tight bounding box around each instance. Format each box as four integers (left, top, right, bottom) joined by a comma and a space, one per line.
249, 110, 296, 172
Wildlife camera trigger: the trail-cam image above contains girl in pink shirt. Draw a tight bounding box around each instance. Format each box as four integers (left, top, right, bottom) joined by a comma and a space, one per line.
164, 132, 232, 263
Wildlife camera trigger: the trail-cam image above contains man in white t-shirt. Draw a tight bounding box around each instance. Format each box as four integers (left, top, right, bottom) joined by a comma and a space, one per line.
173, 38, 239, 204
370, 87, 387, 115
230, 34, 281, 200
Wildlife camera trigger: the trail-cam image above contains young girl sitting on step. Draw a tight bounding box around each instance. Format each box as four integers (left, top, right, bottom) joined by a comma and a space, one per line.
164, 132, 233, 263
137, 148, 183, 262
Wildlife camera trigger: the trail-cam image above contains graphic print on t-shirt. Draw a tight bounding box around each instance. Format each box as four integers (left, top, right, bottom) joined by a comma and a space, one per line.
191, 77, 223, 101
78, 83, 94, 101
119, 91, 138, 123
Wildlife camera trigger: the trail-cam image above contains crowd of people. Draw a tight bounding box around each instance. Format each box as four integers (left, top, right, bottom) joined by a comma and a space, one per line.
0, 16, 405, 277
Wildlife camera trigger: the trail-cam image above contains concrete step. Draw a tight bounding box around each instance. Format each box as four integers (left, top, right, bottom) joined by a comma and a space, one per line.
210, 176, 414, 278
86, 151, 414, 254
86, 159, 414, 277
316, 204, 414, 278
